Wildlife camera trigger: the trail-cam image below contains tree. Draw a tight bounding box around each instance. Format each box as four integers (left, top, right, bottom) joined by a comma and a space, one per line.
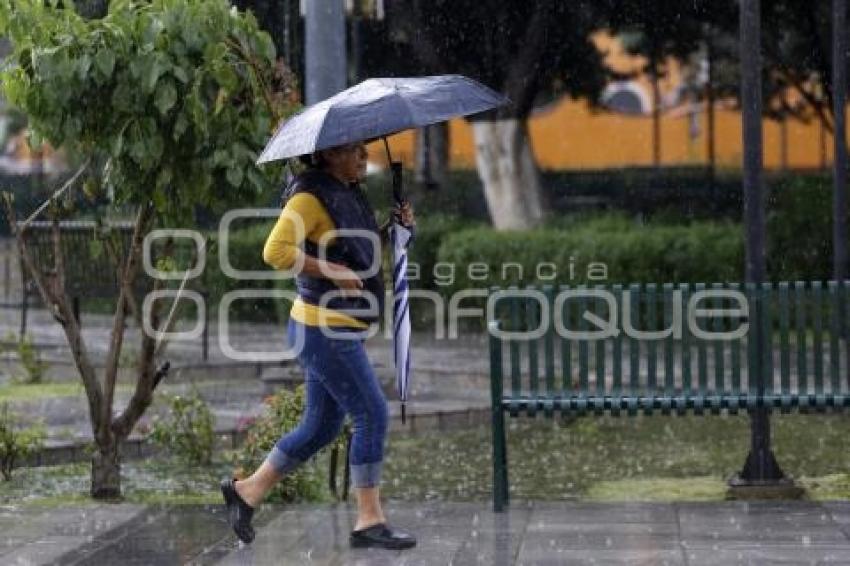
361, 0, 609, 230
672, 1, 849, 285
0, 0, 293, 498
604, 1, 738, 168
231, 0, 304, 83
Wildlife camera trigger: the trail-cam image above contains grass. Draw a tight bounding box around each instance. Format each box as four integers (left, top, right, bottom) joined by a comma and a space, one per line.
381, 412, 850, 502
0, 381, 85, 401
3, 412, 849, 507
0, 457, 233, 507
584, 474, 850, 502
0, 381, 137, 402
585, 477, 727, 502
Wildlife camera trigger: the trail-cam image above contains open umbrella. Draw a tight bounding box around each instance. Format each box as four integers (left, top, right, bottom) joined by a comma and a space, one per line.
257, 75, 510, 422
256, 75, 508, 164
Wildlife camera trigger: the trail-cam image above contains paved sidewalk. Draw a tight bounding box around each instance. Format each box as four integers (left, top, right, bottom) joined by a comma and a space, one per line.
2, 500, 849, 565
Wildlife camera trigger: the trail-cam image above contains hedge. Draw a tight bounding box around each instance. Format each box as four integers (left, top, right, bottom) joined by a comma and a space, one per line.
433, 217, 745, 296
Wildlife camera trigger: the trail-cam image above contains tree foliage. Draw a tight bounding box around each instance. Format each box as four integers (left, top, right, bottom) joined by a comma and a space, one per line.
0, 0, 296, 498
604, 0, 736, 71
361, 0, 609, 119
0, 0, 294, 224
606, 0, 850, 130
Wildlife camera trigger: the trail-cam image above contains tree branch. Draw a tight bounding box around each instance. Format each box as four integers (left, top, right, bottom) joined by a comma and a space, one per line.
20, 160, 90, 232
101, 231, 143, 328
111, 275, 163, 440
102, 204, 154, 431
502, 1, 556, 117
2, 194, 60, 318
46, 205, 109, 443
2, 192, 104, 440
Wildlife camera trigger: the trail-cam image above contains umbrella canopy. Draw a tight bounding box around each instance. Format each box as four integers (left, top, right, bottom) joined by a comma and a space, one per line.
256, 74, 509, 164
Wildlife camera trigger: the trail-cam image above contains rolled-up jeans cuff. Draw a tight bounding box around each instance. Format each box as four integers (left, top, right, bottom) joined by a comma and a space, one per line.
350, 461, 382, 488
266, 446, 303, 475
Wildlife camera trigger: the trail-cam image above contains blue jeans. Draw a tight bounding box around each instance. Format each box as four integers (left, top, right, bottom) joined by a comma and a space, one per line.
265, 317, 388, 488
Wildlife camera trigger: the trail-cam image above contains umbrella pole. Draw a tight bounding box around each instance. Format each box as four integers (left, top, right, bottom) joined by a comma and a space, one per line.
382, 136, 403, 204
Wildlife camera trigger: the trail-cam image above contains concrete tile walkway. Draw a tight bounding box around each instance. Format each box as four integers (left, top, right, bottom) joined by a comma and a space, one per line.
2, 500, 849, 565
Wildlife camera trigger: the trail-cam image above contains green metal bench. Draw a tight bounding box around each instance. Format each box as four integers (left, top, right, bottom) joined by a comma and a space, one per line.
487, 281, 850, 511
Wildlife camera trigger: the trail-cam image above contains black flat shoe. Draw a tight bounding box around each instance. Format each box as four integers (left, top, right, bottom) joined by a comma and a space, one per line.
220, 478, 255, 544
350, 523, 417, 550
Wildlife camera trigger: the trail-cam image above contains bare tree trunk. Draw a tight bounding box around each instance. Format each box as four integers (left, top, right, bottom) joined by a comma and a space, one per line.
472, 118, 545, 230
1, 192, 166, 500
91, 435, 121, 499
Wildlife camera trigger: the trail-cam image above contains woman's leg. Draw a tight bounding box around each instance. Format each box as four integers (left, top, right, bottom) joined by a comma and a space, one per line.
353, 486, 385, 530
297, 329, 389, 530
235, 367, 346, 507
227, 320, 406, 545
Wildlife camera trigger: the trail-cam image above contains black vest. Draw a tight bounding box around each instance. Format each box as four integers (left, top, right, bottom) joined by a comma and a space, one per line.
282, 169, 385, 325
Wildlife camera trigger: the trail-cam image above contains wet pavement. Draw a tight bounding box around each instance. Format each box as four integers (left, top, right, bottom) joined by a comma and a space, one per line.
2, 500, 849, 565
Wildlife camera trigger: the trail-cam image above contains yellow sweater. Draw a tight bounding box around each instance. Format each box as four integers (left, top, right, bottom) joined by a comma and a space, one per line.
262, 191, 371, 329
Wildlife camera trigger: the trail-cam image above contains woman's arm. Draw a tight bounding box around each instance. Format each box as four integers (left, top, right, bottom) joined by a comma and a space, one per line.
263, 193, 364, 294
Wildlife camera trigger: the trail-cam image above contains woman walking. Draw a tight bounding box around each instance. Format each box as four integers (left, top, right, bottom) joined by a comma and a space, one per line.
220, 139, 417, 550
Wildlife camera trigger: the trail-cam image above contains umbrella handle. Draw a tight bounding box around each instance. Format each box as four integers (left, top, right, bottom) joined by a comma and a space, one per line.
382, 136, 404, 205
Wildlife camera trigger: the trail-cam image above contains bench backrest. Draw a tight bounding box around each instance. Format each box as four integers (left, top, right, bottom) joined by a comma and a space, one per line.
488, 281, 850, 415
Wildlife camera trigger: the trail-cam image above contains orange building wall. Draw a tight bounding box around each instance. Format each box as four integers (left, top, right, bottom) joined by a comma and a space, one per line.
369, 32, 835, 172
370, 100, 836, 172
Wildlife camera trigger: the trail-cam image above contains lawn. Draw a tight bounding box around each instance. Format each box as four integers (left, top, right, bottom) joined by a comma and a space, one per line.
3, 412, 849, 506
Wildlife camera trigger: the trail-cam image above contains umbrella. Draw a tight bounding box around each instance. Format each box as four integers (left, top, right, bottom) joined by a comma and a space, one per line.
388, 162, 414, 422
257, 75, 510, 422
256, 75, 509, 164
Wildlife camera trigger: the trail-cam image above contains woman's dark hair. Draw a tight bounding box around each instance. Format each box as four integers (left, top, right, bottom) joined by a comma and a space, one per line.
297, 151, 328, 169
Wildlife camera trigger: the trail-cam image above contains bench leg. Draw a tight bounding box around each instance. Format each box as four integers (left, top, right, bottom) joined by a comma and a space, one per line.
492, 408, 508, 512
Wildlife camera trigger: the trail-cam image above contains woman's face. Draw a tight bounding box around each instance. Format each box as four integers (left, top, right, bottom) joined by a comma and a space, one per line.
321, 141, 368, 183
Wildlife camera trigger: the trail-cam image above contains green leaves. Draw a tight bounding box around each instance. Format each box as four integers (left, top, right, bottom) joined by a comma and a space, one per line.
225, 165, 243, 188
0, 0, 294, 222
129, 52, 168, 93
148, 391, 215, 466
154, 78, 177, 115
94, 48, 115, 78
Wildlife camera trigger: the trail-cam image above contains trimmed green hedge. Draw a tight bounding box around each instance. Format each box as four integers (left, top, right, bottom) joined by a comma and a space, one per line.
767, 174, 838, 282
433, 217, 745, 296
86, 169, 840, 325
407, 213, 486, 290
